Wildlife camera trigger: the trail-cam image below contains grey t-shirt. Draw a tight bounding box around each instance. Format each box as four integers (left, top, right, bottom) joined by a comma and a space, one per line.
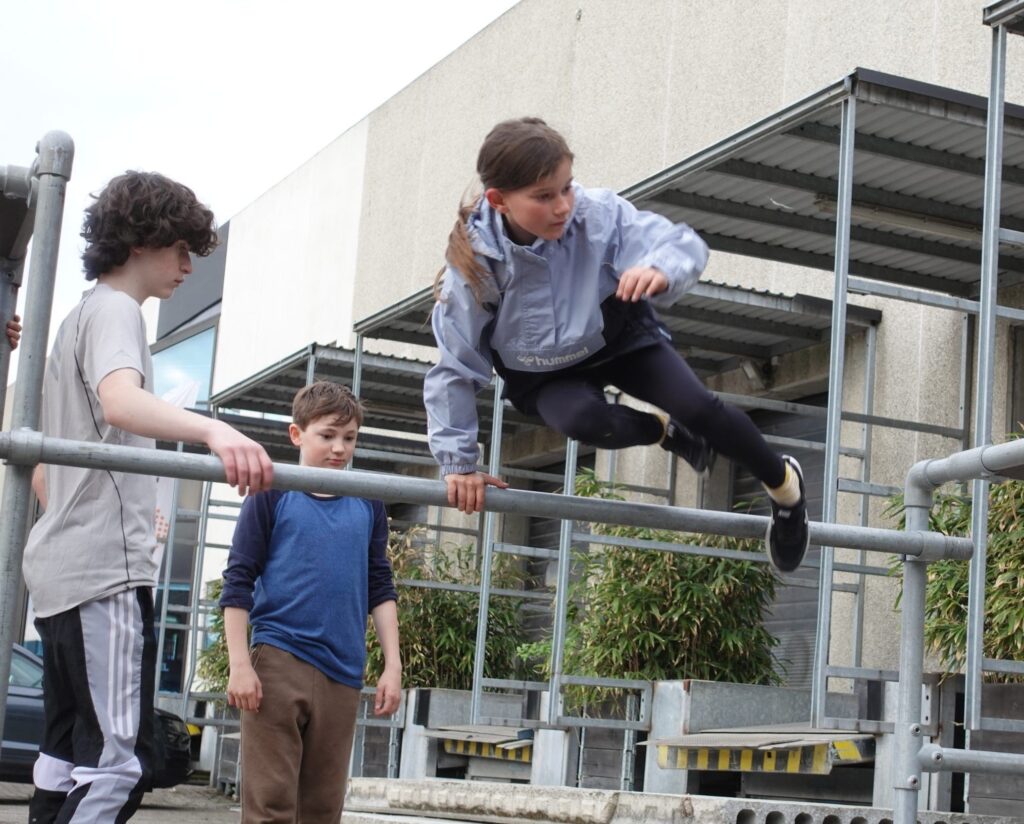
23, 283, 159, 617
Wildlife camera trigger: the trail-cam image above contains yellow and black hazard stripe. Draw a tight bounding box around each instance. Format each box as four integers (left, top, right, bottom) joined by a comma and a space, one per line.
656, 737, 872, 775
442, 739, 533, 762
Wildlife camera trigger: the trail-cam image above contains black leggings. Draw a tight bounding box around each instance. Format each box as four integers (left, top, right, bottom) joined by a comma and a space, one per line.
525, 340, 786, 488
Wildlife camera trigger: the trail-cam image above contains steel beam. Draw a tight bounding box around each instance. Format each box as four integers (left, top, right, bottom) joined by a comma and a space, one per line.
0, 430, 973, 562
919, 743, 1024, 775
0, 133, 74, 745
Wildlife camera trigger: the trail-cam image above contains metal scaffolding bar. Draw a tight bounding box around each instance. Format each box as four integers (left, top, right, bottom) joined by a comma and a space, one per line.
547, 438, 579, 726
892, 430, 1024, 821
919, 743, 1024, 775
967, 17, 1010, 739
0, 132, 74, 743
469, 376, 506, 723
0, 161, 33, 413
0, 430, 973, 562
811, 94, 857, 727
853, 323, 878, 668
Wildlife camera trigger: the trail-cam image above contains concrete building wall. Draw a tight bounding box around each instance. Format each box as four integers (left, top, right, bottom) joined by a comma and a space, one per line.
214, 119, 369, 394
214, 0, 1024, 677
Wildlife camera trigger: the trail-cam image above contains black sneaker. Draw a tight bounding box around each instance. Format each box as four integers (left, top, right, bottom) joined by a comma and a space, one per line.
661, 418, 716, 475
766, 455, 810, 573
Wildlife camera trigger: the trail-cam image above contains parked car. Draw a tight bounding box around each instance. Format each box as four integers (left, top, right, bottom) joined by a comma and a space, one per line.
2, 644, 192, 788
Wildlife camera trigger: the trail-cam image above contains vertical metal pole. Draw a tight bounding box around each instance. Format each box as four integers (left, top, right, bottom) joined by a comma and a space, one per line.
852, 323, 877, 667
966, 23, 1007, 737
620, 692, 638, 791
154, 472, 183, 692
605, 390, 618, 486
387, 723, 400, 778
0, 274, 19, 414
351, 336, 363, 396
0, 162, 33, 414
305, 347, 318, 387
960, 315, 975, 458
179, 479, 214, 719
547, 437, 580, 725
811, 96, 856, 726
469, 377, 505, 723
576, 721, 587, 787
893, 559, 929, 823
893, 484, 931, 824
0, 133, 74, 741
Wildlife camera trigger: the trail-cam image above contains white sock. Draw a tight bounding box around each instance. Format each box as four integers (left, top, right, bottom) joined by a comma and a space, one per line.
765, 464, 801, 507
655, 412, 670, 444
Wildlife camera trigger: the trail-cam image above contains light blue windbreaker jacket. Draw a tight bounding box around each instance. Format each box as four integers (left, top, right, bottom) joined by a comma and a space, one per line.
425, 184, 709, 475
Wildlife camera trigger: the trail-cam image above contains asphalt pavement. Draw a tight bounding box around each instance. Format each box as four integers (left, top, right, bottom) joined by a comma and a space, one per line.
0, 781, 240, 823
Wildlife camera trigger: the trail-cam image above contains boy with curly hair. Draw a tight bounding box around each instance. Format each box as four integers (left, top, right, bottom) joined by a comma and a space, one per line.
24, 171, 274, 823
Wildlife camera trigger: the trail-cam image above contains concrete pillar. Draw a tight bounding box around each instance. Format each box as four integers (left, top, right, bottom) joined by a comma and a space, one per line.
399, 689, 436, 779
532, 692, 570, 786
643, 681, 690, 793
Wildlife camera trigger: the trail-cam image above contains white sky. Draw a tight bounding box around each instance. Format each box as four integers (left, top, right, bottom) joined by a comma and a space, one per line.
2, 0, 519, 369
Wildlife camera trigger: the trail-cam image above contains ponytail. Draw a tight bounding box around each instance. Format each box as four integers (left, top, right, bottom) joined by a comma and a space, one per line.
434, 196, 490, 302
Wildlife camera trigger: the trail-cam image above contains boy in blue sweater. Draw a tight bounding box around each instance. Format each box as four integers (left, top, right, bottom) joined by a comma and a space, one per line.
220, 381, 400, 824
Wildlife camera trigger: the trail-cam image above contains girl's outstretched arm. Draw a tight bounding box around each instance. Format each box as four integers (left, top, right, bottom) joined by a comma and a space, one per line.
424, 271, 497, 476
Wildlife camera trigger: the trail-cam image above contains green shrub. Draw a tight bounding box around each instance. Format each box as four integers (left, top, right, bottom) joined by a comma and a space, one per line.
364, 529, 528, 689
518, 469, 781, 707
196, 578, 230, 693
886, 478, 1024, 678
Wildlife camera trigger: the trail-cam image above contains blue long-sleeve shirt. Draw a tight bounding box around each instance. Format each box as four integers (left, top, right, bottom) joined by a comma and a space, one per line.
220, 489, 396, 688
424, 184, 709, 475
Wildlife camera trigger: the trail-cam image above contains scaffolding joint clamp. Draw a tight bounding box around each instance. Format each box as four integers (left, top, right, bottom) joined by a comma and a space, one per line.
918, 743, 943, 772
912, 530, 972, 562
3, 428, 43, 467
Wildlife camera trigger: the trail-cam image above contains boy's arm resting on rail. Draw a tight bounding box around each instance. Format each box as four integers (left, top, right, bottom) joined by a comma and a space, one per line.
97, 368, 273, 494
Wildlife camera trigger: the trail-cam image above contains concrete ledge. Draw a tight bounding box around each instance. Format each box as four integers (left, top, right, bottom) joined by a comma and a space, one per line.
345, 778, 1024, 824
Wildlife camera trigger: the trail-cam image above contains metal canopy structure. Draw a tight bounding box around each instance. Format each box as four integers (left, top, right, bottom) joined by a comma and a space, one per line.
616, 65, 1024, 747
212, 280, 880, 468
3, 7, 1024, 815
209, 343, 555, 474
624, 67, 1024, 311
114, 57, 1024, 811
353, 280, 881, 380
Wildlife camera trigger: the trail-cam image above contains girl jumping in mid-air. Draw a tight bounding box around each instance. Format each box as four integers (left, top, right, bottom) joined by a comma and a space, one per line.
423, 117, 809, 572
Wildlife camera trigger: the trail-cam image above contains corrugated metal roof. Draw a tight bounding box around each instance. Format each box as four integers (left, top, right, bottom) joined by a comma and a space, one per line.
208, 343, 544, 470
624, 68, 1024, 300
984, 0, 1024, 34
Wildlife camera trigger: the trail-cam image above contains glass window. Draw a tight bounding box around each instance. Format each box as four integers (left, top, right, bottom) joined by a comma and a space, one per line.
10, 649, 43, 688
152, 326, 216, 410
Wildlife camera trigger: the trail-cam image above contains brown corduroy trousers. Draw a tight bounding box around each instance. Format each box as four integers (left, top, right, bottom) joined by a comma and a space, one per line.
240, 644, 361, 824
